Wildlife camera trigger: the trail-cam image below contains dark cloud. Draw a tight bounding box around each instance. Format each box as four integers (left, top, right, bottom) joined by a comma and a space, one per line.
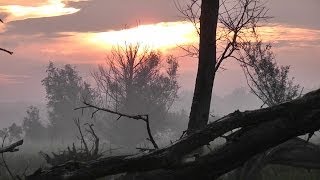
4, 0, 180, 35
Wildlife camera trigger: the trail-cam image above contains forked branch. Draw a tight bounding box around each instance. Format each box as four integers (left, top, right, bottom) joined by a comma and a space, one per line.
75, 101, 159, 149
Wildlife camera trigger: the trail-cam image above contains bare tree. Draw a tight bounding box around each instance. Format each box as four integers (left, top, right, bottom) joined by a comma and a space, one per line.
93, 43, 179, 113
175, 0, 269, 133
92, 43, 179, 146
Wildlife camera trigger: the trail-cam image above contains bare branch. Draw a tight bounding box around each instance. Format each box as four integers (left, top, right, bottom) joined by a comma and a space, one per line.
0, 19, 14, 55
84, 123, 99, 156
74, 118, 90, 156
75, 101, 159, 149
0, 48, 13, 55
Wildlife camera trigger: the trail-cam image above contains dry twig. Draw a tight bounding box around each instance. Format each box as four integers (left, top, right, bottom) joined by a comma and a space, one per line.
75, 101, 159, 149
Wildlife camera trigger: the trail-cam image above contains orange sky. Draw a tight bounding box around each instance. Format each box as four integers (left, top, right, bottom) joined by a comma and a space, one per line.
0, 0, 320, 102
6, 21, 317, 63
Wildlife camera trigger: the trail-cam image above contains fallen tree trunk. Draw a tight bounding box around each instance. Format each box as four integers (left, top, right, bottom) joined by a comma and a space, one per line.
270, 138, 320, 169
227, 137, 320, 180
0, 139, 23, 153
27, 88, 320, 180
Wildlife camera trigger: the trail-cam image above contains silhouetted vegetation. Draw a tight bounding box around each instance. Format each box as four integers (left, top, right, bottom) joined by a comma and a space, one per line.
1, 0, 320, 180
239, 39, 302, 107
42, 62, 97, 140
92, 43, 180, 146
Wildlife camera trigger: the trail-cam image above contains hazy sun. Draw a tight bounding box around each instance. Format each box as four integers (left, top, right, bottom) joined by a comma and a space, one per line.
82, 21, 198, 51
77, 21, 320, 53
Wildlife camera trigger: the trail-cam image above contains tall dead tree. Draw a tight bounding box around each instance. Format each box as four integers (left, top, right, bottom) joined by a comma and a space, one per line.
187, 0, 219, 133
180, 0, 269, 133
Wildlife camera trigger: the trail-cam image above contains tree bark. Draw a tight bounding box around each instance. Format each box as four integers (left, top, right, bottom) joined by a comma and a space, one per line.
26, 88, 320, 180
188, 0, 219, 133
232, 137, 320, 180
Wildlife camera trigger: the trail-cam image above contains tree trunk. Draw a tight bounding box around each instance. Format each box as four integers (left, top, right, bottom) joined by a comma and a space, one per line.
232, 137, 320, 180
26, 88, 320, 180
188, 0, 219, 133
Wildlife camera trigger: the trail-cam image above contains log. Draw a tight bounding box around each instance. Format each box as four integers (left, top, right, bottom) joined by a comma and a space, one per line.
27, 88, 320, 180
221, 137, 320, 180
0, 139, 23, 153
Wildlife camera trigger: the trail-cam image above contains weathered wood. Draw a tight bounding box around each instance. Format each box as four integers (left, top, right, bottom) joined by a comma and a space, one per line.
231, 137, 320, 180
27, 88, 320, 180
0, 140, 23, 153
270, 138, 320, 169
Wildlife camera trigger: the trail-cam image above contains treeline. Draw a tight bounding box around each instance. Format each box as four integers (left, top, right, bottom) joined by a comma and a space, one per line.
0, 44, 189, 149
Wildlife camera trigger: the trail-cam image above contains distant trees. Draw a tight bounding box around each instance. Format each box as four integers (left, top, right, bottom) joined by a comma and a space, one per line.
22, 106, 47, 142
42, 62, 96, 140
7, 123, 22, 142
92, 43, 179, 146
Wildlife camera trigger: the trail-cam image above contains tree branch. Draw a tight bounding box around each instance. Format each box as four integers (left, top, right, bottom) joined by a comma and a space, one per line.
75, 101, 159, 149
0, 48, 13, 55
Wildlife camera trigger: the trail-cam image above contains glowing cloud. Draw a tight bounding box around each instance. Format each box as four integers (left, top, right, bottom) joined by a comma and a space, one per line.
82, 21, 198, 51
0, 0, 80, 22
257, 24, 320, 45
4, 21, 319, 66
69, 21, 320, 53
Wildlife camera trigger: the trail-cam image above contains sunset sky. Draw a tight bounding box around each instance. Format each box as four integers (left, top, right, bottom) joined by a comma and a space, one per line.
0, 0, 319, 103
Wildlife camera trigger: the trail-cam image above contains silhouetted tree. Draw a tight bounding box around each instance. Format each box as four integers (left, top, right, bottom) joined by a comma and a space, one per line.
93, 43, 179, 146
232, 39, 304, 179
42, 62, 96, 140
175, 0, 269, 133
239, 40, 302, 107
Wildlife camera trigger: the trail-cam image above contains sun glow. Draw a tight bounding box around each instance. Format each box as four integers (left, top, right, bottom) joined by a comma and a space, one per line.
0, 0, 80, 22
83, 21, 198, 51
73, 22, 320, 53
20, 21, 320, 65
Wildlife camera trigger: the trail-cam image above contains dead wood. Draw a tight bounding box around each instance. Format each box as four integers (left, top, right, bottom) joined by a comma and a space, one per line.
75, 101, 159, 149
26, 88, 320, 180
0, 140, 23, 153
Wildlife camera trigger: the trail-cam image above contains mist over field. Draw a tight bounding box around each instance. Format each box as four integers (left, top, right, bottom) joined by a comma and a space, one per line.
0, 0, 320, 179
